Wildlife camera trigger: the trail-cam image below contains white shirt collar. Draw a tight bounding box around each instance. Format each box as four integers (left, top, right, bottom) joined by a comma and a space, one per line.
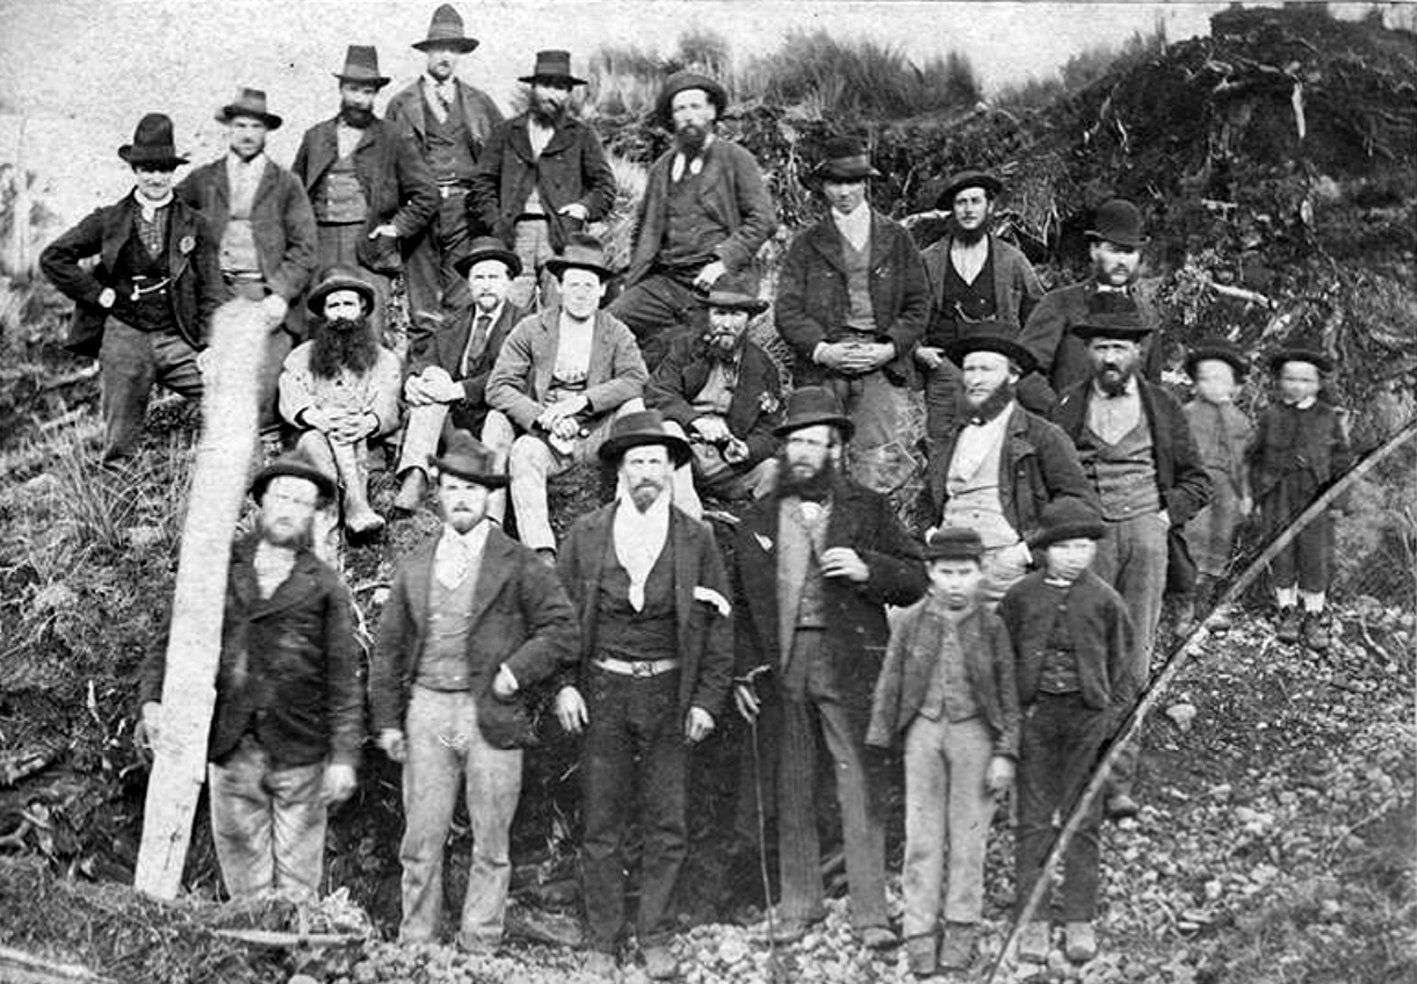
133, 190, 173, 222
613, 492, 671, 611
424, 72, 456, 93
832, 200, 872, 250
434, 519, 491, 588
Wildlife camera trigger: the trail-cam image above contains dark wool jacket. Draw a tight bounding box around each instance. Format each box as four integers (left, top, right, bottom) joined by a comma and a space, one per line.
557, 504, 735, 718
140, 534, 365, 768
927, 403, 1098, 542
775, 210, 930, 389
41, 192, 224, 358
408, 300, 527, 406
646, 334, 784, 468
999, 569, 1139, 713
370, 525, 578, 747
469, 113, 617, 252
385, 77, 503, 166
626, 138, 777, 285
919, 232, 1045, 348
1248, 400, 1353, 499
866, 599, 1021, 759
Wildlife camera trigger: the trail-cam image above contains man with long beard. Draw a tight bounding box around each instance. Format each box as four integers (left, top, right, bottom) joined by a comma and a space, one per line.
732, 387, 926, 950
610, 71, 777, 369
279, 267, 402, 535
470, 50, 616, 309
293, 45, 437, 340
138, 452, 363, 900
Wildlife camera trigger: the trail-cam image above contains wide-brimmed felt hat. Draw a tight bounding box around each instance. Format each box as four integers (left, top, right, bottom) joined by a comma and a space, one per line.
813, 135, 881, 182
519, 49, 586, 87
597, 409, 692, 467
1185, 338, 1248, 380
430, 430, 509, 487
544, 233, 615, 283
251, 449, 336, 505
1029, 498, 1106, 550
1085, 198, 1149, 248
654, 71, 728, 129
1267, 340, 1334, 375
334, 45, 391, 88
306, 265, 377, 316
118, 113, 188, 169
216, 87, 282, 130
935, 169, 1002, 209
412, 4, 479, 53
1072, 309, 1152, 342
773, 386, 855, 442
925, 526, 984, 562
943, 322, 1037, 374
453, 236, 523, 278
701, 271, 768, 315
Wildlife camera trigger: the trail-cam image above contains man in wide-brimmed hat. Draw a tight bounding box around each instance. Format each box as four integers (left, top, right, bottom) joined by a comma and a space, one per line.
610, 70, 777, 370
646, 272, 784, 517
1018, 197, 1165, 412
553, 409, 734, 979
776, 135, 929, 494
732, 386, 927, 952
293, 44, 438, 339
486, 234, 648, 561
392, 236, 528, 514
41, 112, 224, 462
470, 49, 616, 310
177, 87, 318, 439
138, 449, 363, 901
916, 169, 1045, 444
371, 429, 577, 951
924, 322, 1095, 604
387, 5, 504, 326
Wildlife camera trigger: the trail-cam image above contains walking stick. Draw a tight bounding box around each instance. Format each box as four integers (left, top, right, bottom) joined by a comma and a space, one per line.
741, 666, 786, 982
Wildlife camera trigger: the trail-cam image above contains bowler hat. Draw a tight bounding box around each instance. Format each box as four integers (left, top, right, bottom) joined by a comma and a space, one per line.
1085, 199, 1148, 248
216, 87, 283, 130
655, 71, 728, 129
813, 135, 881, 182
430, 430, 509, 488
943, 322, 1037, 374
1184, 338, 1248, 380
597, 409, 693, 467
412, 4, 479, 53
1072, 309, 1152, 342
1029, 498, 1106, 550
1267, 340, 1334, 375
118, 113, 188, 170
519, 50, 587, 87
452, 236, 523, 278
306, 265, 377, 316
701, 272, 768, 315
251, 449, 336, 505
773, 386, 856, 442
544, 233, 616, 283
935, 169, 1002, 209
925, 526, 984, 562
334, 45, 391, 88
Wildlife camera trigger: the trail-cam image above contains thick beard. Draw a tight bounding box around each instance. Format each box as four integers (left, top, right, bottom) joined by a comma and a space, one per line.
774, 455, 837, 502
960, 381, 1016, 422
954, 222, 988, 246
675, 124, 708, 156
310, 316, 380, 379
258, 514, 311, 550
1095, 365, 1134, 397
340, 105, 375, 129
702, 330, 742, 362
529, 97, 567, 127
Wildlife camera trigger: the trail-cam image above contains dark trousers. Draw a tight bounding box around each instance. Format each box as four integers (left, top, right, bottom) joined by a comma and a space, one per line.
99, 321, 204, 462
1259, 480, 1333, 593
608, 272, 704, 371
922, 360, 961, 448
1016, 694, 1107, 922
403, 190, 473, 323
580, 666, 686, 949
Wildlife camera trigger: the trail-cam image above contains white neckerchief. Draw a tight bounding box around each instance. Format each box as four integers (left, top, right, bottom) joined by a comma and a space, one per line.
949, 401, 1015, 487
134, 190, 173, 224
613, 492, 670, 612
832, 200, 871, 252
336, 121, 364, 159
252, 540, 297, 599
670, 132, 716, 182
434, 519, 490, 589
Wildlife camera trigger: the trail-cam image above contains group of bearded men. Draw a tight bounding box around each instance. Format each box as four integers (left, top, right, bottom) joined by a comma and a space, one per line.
41, 4, 1219, 979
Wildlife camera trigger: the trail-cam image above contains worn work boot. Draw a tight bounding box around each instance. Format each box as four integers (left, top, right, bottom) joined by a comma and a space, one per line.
333, 441, 385, 535
642, 942, 677, 980
1017, 920, 1050, 963
392, 467, 427, 513
905, 934, 937, 978
1172, 595, 1197, 638
1302, 613, 1332, 652
1064, 920, 1097, 962
937, 921, 978, 971
583, 950, 617, 979
1105, 791, 1140, 821
858, 925, 897, 950
1276, 605, 1302, 644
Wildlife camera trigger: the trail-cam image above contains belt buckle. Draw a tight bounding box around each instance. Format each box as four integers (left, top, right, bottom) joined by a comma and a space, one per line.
632, 660, 656, 678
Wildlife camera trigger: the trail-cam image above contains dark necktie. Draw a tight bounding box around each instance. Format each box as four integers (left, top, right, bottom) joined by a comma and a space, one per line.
463, 314, 492, 375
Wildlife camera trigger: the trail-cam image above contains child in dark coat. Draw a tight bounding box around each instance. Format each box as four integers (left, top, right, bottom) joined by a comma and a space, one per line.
1249, 342, 1352, 651
999, 499, 1139, 966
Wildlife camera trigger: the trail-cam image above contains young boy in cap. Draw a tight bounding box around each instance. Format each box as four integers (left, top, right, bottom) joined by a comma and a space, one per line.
866, 526, 1019, 977
999, 498, 1139, 966
1248, 342, 1352, 650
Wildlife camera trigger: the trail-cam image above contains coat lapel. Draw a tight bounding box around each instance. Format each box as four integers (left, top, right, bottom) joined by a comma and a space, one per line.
671, 511, 697, 655
808, 220, 846, 272
466, 529, 514, 631
508, 115, 535, 162
533, 309, 558, 402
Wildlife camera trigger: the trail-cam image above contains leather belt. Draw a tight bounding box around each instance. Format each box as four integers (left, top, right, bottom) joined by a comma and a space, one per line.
593, 656, 682, 678
436, 180, 472, 199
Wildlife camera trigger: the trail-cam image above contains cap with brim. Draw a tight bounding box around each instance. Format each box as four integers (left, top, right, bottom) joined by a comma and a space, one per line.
925, 526, 984, 562
544, 233, 615, 283
935, 169, 1002, 209
655, 71, 728, 129
306, 266, 377, 316
773, 386, 856, 442
453, 236, 523, 278
430, 430, 509, 488
118, 112, 189, 169
251, 451, 336, 504
1184, 339, 1248, 380
1084, 198, 1149, 248
1029, 499, 1107, 550
701, 286, 768, 315
412, 4, 479, 53
1267, 345, 1334, 375
1072, 310, 1152, 342
943, 324, 1037, 374
597, 410, 692, 467
216, 87, 282, 130
518, 49, 586, 87
334, 45, 391, 88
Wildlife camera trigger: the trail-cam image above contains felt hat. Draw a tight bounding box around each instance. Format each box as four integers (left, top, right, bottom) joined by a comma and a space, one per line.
701, 271, 769, 315
1267, 339, 1334, 375
943, 321, 1037, 374
935, 169, 1002, 209
250, 449, 336, 505
118, 113, 188, 169
597, 409, 693, 467
1184, 338, 1248, 380
654, 71, 728, 129
430, 430, 509, 487
1029, 498, 1106, 550
1072, 308, 1152, 342
306, 265, 377, 316
334, 45, 391, 88
412, 4, 479, 53
813, 135, 881, 182
544, 233, 616, 283
773, 386, 855, 442
519, 49, 587, 87
452, 236, 523, 278
1085, 198, 1148, 248
925, 526, 984, 562
215, 87, 282, 130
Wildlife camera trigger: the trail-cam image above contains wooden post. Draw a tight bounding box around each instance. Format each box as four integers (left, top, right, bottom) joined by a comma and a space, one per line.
133, 299, 267, 899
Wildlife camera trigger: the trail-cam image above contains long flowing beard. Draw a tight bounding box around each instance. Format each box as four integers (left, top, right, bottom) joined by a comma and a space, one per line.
310, 317, 380, 379
774, 456, 837, 503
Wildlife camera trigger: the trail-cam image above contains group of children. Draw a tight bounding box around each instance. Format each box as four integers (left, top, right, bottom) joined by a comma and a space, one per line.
869, 338, 1351, 976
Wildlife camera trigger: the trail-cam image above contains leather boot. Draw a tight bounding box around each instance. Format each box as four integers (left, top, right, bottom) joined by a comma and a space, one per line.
905, 934, 937, 978
392, 468, 427, 513
1276, 605, 1302, 644
938, 921, 977, 970
334, 441, 384, 535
